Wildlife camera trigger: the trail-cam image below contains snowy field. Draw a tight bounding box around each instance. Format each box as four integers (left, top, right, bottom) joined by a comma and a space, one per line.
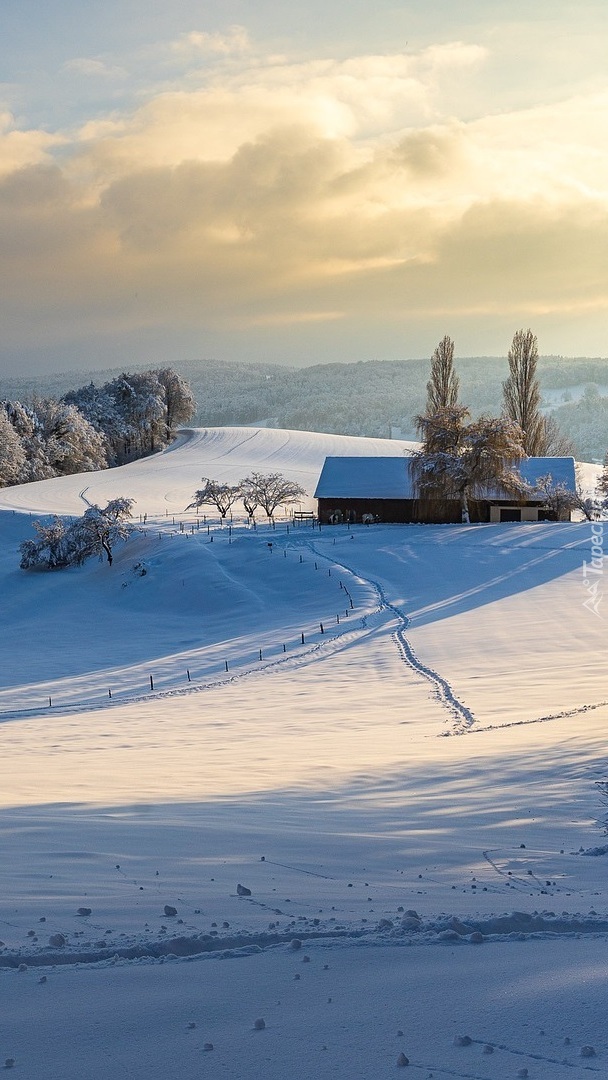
1, 426, 607, 1079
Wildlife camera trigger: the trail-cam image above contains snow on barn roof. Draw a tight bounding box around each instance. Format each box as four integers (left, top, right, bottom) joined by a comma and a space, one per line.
518, 456, 576, 491
314, 456, 412, 499
314, 455, 577, 500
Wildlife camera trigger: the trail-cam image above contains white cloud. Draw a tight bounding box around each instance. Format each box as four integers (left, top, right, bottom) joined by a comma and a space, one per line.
171, 25, 251, 57
62, 58, 127, 79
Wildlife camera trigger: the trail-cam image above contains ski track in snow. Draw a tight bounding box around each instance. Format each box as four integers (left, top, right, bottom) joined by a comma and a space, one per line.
303, 538, 475, 733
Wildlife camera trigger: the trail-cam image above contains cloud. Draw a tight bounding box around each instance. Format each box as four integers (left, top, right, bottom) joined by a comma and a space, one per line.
170, 26, 251, 57
0, 34, 606, 360
62, 58, 127, 79
0, 112, 63, 178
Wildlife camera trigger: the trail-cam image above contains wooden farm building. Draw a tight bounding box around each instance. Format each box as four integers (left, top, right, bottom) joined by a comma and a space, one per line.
314, 455, 577, 525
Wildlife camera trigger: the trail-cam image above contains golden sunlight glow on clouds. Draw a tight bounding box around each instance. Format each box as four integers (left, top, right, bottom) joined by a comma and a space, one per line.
0, 113, 63, 177
1, 26, 607, 365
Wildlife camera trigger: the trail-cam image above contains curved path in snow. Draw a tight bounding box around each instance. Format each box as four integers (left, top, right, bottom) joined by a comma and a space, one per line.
302, 538, 475, 733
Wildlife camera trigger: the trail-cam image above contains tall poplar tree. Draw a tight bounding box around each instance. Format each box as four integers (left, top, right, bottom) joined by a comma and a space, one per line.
425, 335, 459, 414
502, 329, 546, 456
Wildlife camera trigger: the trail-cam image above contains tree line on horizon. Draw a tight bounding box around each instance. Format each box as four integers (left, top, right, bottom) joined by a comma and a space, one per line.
2, 349, 607, 462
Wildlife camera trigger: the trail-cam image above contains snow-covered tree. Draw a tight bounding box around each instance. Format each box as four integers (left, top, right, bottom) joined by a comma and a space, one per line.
2, 399, 54, 482
0, 411, 27, 486
19, 517, 72, 570
599, 452, 608, 499
532, 474, 579, 521
412, 406, 527, 524
105, 372, 166, 459
20, 499, 134, 570
424, 335, 459, 414
64, 368, 195, 464
62, 382, 125, 466
240, 472, 306, 520
567, 464, 604, 522
186, 479, 242, 519
71, 498, 135, 565
33, 398, 108, 475
154, 368, 196, 440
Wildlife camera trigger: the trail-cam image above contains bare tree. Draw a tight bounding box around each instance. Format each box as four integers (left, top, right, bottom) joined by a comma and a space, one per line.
412, 406, 527, 524
502, 329, 571, 456
239, 479, 259, 521
424, 335, 459, 414
541, 412, 575, 456
186, 478, 242, 519
241, 472, 306, 520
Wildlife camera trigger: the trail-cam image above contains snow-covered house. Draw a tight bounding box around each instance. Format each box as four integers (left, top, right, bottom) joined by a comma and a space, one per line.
314, 455, 577, 524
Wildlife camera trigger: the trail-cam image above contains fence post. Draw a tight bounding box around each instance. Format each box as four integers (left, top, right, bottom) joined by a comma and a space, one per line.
150, 675, 154, 691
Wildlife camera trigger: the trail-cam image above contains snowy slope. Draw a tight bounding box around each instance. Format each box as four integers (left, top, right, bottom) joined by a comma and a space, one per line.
0, 425, 418, 515
1, 427, 607, 1080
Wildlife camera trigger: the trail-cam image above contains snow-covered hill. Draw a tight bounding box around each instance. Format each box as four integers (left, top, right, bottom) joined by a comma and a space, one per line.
1, 428, 607, 1080
0, 425, 418, 515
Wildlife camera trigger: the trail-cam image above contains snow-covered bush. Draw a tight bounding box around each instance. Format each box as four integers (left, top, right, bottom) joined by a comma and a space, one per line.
19, 498, 135, 570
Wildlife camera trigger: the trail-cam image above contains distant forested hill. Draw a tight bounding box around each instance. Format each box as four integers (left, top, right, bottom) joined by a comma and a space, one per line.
2, 354, 607, 461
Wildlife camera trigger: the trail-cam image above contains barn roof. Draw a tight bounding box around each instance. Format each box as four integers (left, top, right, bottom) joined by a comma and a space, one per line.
518, 456, 576, 490
314, 456, 412, 499
314, 455, 577, 500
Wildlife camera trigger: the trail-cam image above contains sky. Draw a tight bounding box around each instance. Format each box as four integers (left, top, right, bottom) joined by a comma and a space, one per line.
1, 1, 607, 375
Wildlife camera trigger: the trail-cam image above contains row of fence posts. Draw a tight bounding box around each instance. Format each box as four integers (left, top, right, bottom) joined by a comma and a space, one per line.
45, 590, 356, 708
42, 527, 340, 709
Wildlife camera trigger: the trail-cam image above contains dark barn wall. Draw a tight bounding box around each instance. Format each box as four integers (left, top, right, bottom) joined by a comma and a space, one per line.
318, 497, 495, 525
318, 498, 413, 524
